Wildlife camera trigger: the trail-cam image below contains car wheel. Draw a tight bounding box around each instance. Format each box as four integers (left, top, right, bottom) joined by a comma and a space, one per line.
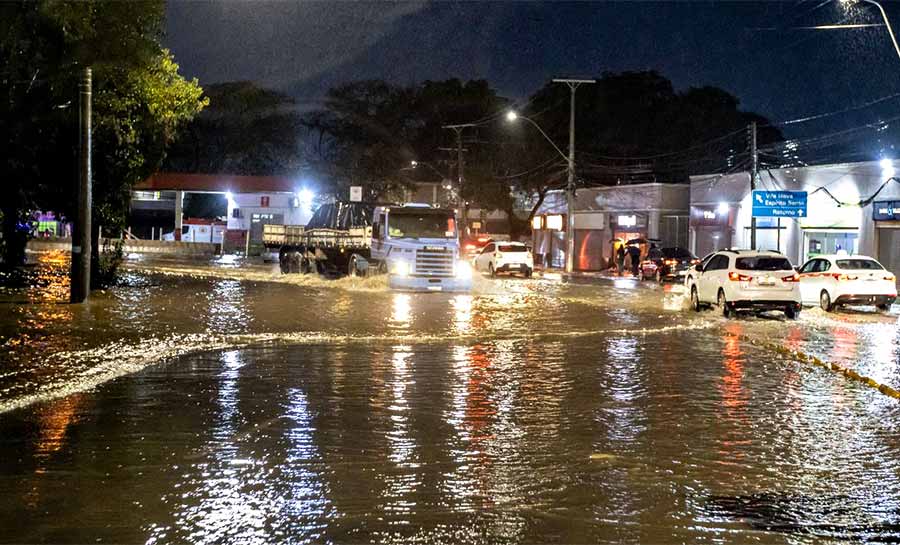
820, 290, 833, 312
718, 289, 732, 318
300, 257, 312, 274
785, 305, 799, 320
656, 269, 663, 283
524, 267, 532, 278
489, 263, 496, 278
876, 303, 890, 313
690, 286, 701, 312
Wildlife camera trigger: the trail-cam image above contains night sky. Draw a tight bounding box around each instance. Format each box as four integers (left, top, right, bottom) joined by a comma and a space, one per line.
166, 1, 900, 146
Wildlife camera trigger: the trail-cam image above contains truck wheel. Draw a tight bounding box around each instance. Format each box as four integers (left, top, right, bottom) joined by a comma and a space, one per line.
349, 255, 360, 277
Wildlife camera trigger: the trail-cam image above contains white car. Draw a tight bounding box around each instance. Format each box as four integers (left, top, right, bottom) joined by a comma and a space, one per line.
473, 241, 533, 277
798, 254, 897, 312
686, 249, 801, 318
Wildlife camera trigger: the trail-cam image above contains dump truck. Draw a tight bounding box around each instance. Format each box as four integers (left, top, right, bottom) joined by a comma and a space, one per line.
263, 201, 472, 291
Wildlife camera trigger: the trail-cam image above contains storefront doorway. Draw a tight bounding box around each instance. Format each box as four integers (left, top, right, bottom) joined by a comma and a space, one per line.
803, 229, 859, 261
876, 225, 900, 286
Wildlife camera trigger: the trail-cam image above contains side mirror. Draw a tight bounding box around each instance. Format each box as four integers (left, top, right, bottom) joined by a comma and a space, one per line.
794, 266, 801, 272
694, 264, 702, 272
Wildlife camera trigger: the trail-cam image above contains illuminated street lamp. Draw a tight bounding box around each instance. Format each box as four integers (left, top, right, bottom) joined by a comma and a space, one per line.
842, 0, 900, 62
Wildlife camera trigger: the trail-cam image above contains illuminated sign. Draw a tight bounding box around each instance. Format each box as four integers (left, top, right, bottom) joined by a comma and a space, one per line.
703, 210, 716, 220
752, 190, 807, 218
531, 215, 543, 229
546, 215, 564, 231
617, 215, 637, 227
873, 200, 900, 221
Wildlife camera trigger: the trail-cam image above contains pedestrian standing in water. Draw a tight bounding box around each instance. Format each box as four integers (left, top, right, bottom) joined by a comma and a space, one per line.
616, 244, 626, 276
627, 243, 641, 277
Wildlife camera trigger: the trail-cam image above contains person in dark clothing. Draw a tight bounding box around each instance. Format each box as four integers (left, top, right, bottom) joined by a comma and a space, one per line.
627, 244, 641, 277
616, 244, 626, 275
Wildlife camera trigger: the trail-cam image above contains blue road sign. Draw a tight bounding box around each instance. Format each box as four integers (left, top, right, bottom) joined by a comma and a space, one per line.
752, 190, 807, 218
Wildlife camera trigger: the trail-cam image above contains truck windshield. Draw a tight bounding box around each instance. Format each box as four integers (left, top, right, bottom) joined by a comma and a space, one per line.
388, 211, 456, 239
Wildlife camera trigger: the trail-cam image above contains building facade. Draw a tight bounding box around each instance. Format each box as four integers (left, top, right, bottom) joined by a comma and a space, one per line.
532, 183, 690, 270
689, 160, 900, 277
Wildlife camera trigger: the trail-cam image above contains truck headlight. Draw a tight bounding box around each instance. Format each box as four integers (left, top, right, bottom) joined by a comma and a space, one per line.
455, 260, 472, 279
390, 260, 409, 277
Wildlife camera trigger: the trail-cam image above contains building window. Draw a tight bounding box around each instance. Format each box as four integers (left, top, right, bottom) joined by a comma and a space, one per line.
260, 196, 270, 207
232, 208, 242, 219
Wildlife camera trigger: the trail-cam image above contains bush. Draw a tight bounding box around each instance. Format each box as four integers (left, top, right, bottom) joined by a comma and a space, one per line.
92, 239, 124, 289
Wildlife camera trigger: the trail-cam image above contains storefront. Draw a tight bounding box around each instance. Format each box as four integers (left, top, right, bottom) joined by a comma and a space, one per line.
873, 200, 900, 285
690, 160, 900, 272
532, 183, 690, 271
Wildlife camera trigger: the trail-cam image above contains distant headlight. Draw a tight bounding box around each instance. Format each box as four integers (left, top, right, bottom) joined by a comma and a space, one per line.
455, 260, 472, 279
390, 260, 410, 277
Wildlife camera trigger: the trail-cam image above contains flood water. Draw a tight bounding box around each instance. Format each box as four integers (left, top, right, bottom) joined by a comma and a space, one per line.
1, 251, 899, 543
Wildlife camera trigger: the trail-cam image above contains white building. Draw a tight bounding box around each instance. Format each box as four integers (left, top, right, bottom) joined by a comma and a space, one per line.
690, 160, 900, 276
533, 183, 690, 270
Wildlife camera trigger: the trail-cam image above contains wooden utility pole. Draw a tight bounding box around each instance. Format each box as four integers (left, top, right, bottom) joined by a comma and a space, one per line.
70, 67, 92, 303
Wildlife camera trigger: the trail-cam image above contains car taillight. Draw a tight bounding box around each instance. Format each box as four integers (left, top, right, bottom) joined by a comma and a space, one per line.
665, 259, 678, 266
728, 271, 753, 282
781, 273, 800, 282
642, 260, 653, 265
832, 273, 858, 281
885, 274, 896, 281
464, 244, 475, 250
691, 259, 700, 264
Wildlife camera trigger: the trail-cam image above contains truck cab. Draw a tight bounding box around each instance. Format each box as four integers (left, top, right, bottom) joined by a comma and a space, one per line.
370, 204, 472, 291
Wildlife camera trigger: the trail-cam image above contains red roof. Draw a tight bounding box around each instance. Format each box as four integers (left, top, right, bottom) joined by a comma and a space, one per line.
136, 173, 297, 193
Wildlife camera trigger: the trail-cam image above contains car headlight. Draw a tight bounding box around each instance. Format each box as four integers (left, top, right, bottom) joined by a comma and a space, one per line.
390, 260, 410, 277
455, 260, 472, 279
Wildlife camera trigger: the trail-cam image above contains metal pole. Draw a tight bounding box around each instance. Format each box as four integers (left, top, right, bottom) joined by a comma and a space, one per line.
553, 78, 595, 273
750, 121, 758, 251
860, 0, 900, 62
456, 128, 466, 243
70, 67, 92, 303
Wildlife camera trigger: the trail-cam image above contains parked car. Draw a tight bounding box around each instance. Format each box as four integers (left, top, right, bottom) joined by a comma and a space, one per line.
473, 241, 533, 277
686, 249, 801, 318
461, 234, 508, 261
640, 246, 699, 282
797, 254, 896, 312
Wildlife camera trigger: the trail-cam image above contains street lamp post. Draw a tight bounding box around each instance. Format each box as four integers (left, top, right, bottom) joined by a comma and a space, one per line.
507, 77, 595, 273
849, 0, 900, 61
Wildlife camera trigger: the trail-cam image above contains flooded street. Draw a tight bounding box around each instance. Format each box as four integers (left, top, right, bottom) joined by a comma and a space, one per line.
2, 252, 900, 543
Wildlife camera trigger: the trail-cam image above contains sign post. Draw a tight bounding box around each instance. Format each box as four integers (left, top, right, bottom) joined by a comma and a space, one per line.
349, 186, 362, 203
751, 190, 808, 218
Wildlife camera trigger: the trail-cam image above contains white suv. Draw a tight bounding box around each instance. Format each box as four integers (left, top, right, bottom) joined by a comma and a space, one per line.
473, 241, 534, 277
686, 250, 801, 318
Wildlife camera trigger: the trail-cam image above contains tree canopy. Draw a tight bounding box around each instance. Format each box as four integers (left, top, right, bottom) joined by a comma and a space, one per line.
0, 0, 206, 267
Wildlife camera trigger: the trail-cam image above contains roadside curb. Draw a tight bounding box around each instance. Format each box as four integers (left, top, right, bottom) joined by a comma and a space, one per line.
729, 332, 900, 401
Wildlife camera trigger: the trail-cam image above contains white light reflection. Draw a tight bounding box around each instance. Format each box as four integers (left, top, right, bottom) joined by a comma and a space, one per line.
391, 293, 412, 329
382, 345, 421, 518
452, 294, 473, 333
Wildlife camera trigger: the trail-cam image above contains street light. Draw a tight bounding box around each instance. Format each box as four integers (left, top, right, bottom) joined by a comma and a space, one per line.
505, 110, 569, 162
842, 0, 900, 62
506, 79, 596, 272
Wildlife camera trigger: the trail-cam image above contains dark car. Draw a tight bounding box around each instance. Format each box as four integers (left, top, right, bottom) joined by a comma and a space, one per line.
640, 247, 699, 282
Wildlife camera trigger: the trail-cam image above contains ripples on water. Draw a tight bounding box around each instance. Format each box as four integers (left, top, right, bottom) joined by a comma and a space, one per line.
1, 254, 899, 543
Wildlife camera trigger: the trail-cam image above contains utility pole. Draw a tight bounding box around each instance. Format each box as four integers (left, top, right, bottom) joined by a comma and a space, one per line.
553, 78, 595, 273
749, 121, 758, 251
70, 67, 92, 303
442, 123, 475, 243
